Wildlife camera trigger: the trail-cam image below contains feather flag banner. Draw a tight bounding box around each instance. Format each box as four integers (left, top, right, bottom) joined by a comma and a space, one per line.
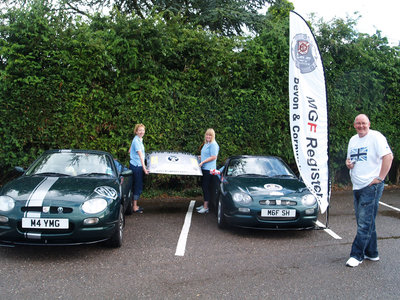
289, 11, 330, 213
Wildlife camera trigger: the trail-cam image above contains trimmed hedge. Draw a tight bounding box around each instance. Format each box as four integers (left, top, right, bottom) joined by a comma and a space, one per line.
1, 3, 399, 188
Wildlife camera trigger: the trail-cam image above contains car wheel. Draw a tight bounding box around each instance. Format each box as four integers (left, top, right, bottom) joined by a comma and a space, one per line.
107, 205, 124, 248
125, 190, 134, 215
217, 196, 228, 229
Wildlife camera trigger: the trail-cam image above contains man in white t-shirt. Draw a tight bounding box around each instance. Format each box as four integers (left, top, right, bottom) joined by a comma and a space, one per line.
345, 114, 393, 267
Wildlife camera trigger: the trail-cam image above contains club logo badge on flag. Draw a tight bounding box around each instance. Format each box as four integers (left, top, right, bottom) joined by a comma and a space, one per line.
291, 33, 318, 74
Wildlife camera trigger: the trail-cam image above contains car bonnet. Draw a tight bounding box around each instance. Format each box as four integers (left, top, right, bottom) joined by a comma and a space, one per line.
224, 176, 307, 197
1, 175, 119, 205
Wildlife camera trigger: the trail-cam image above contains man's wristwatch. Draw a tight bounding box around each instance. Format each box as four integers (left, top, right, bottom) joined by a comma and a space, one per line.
376, 177, 384, 182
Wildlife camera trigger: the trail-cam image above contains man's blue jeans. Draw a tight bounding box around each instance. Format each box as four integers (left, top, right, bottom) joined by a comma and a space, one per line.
350, 182, 384, 261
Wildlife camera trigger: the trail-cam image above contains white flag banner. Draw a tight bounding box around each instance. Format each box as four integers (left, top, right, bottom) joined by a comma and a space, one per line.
289, 11, 330, 213
146, 151, 202, 176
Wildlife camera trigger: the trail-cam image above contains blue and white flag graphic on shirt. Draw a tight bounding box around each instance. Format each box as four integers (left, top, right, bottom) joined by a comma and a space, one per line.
350, 147, 368, 162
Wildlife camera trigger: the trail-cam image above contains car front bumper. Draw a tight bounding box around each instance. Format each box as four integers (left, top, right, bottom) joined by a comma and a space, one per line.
223, 208, 318, 230
0, 216, 119, 246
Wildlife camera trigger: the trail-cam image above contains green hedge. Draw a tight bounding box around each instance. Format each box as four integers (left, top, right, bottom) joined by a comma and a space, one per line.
1, 3, 399, 189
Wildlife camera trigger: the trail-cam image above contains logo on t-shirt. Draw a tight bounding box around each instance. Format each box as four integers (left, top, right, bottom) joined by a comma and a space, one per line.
350, 147, 368, 162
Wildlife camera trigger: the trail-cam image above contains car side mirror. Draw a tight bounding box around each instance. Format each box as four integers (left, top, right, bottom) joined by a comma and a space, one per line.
14, 166, 25, 173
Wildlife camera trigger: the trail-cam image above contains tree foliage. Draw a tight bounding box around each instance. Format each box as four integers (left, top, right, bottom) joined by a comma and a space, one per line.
1, 0, 400, 188
60, 0, 275, 36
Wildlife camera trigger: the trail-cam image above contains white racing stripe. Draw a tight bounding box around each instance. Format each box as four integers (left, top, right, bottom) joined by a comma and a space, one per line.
27, 212, 41, 218
315, 220, 342, 240
379, 201, 400, 212
24, 177, 59, 239
26, 177, 59, 208
25, 233, 42, 240
175, 200, 195, 256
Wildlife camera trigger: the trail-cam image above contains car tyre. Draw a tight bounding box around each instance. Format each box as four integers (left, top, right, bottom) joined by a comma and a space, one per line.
107, 205, 124, 248
217, 196, 228, 229
125, 190, 134, 215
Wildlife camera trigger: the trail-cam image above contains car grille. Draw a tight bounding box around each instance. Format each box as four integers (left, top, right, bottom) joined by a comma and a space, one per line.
21, 206, 73, 213
258, 200, 299, 221
258, 215, 298, 221
18, 206, 74, 234
259, 200, 297, 206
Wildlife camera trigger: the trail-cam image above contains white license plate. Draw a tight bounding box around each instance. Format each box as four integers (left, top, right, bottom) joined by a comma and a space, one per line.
261, 209, 296, 217
22, 218, 69, 229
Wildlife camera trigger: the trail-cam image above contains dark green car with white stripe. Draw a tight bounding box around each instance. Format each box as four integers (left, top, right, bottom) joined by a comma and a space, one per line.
0, 149, 133, 247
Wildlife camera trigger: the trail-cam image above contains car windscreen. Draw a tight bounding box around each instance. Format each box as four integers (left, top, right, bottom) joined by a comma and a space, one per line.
25, 152, 115, 177
226, 157, 295, 178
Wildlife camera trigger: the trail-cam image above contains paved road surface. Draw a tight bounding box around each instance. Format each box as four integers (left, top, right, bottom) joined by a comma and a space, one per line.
0, 189, 399, 299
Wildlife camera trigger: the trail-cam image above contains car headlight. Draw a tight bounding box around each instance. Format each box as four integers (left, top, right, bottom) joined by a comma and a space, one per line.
232, 192, 252, 205
302, 194, 317, 206
0, 196, 15, 212
81, 198, 108, 214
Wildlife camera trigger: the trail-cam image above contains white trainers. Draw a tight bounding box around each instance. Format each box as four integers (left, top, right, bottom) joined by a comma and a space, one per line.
197, 207, 209, 214
196, 205, 204, 211
346, 257, 363, 267
364, 255, 380, 261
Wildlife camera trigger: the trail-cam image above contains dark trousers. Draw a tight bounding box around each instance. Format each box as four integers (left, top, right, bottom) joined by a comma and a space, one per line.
130, 164, 143, 200
202, 169, 214, 203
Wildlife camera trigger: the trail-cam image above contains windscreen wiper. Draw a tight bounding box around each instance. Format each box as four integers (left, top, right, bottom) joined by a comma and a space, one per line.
78, 172, 113, 177
33, 172, 70, 177
236, 173, 267, 177
271, 174, 296, 178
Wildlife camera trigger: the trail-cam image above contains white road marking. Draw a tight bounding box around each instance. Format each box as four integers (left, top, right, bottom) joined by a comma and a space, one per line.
174, 200, 399, 254
379, 201, 400, 212
315, 201, 399, 241
175, 200, 195, 256
315, 220, 342, 239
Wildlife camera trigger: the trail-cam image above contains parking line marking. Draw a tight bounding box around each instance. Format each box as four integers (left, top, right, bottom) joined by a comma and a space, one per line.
316, 220, 342, 240
175, 200, 195, 256
379, 201, 400, 212
315, 201, 400, 241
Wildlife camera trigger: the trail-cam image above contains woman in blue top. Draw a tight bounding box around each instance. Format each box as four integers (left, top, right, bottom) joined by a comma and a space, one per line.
129, 124, 149, 213
197, 128, 219, 214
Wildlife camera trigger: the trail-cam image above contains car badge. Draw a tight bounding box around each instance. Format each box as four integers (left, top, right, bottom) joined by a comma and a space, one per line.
264, 184, 283, 191
276, 200, 281, 206
42, 206, 50, 213
94, 186, 118, 200
57, 207, 64, 214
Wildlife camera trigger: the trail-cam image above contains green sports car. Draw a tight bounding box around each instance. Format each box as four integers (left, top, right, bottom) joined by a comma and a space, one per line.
212, 155, 319, 230
0, 149, 133, 247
